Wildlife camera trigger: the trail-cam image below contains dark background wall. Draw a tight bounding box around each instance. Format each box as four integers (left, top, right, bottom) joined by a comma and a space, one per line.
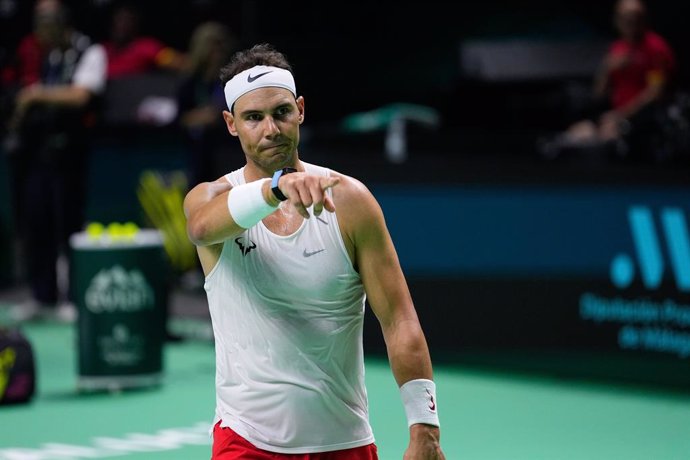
3, 0, 689, 126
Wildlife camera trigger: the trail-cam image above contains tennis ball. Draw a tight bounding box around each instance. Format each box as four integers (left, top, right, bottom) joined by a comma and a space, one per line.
106, 222, 124, 240
122, 221, 140, 239
86, 222, 104, 239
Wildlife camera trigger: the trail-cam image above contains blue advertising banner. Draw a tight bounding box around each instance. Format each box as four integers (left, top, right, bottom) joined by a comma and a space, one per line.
374, 184, 690, 279
367, 184, 690, 388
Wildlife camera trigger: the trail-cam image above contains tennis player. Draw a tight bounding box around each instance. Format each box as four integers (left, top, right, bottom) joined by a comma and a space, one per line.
184, 43, 445, 460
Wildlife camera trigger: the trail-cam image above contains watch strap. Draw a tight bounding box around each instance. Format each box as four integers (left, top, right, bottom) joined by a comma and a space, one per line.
271, 167, 297, 201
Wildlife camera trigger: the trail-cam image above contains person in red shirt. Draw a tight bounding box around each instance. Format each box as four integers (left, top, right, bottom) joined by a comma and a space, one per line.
539, 0, 677, 159
5, 0, 107, 322
2, 0, 67, 88
102, 2, 187, 79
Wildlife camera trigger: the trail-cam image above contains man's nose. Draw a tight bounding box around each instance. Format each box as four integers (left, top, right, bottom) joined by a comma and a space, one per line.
263, 116, 280, 136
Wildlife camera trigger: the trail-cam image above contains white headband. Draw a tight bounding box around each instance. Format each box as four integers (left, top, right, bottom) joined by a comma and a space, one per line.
224, 65, 296, 111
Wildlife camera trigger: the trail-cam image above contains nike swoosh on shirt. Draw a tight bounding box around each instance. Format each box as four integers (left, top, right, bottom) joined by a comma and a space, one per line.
303, 249, 325, 257
247, 70, 273, 83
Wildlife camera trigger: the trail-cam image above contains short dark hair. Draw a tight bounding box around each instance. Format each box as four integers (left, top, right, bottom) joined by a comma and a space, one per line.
219, 43, 292, 86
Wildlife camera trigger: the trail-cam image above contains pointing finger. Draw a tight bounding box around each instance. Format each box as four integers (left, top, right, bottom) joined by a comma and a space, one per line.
321, 177, 340, 190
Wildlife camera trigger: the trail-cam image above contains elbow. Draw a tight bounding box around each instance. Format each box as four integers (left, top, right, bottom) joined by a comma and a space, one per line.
186, 218, 211, 246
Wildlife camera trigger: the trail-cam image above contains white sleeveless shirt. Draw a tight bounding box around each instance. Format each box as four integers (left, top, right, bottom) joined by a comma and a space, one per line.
205, 162, 374, 453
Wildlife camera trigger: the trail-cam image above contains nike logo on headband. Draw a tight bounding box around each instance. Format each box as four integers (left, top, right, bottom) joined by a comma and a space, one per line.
247, 70, 273, 83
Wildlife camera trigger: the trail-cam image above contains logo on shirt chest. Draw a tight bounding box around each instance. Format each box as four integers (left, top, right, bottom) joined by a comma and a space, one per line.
303, 248, 325, 258
235, 237, 256, 256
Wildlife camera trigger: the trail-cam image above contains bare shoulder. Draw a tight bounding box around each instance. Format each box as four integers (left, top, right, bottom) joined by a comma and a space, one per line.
330, 170, 375, 202
183, 175, 232, 216
329, 170, 383, 222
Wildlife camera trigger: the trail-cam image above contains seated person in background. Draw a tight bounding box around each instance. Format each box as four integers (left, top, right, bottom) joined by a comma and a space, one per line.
6, 0, 107, 322
174, 21, 239, 290
176, 21, 239, 188
103, 1, 187, 79
540, 0, 676, 160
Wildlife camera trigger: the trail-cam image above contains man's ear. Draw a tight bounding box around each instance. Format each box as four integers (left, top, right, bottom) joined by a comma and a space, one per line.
296, 95, 305, 124
223, 110, 239, 136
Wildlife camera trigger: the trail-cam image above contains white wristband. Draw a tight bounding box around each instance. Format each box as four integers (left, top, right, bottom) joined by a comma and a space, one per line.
227, 179, 277, 229
400, 378, 440, 428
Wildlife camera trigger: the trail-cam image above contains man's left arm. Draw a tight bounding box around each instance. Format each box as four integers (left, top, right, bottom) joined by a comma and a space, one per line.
343, 179, 445, 459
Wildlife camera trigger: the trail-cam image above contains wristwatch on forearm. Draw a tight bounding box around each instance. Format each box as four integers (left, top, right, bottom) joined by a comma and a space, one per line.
271, 167, 297, 201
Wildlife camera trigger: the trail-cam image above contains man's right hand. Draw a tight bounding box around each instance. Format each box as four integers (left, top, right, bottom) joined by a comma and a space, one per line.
276, 172, 340, 218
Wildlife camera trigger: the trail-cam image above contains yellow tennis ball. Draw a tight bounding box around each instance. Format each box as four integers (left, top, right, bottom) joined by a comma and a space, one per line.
122, 221, 140, 239
86, 222, 104, 239
106, 222, 124, 240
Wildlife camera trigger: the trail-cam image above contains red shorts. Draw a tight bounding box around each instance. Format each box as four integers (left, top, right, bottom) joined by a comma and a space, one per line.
212, 421, 379, 459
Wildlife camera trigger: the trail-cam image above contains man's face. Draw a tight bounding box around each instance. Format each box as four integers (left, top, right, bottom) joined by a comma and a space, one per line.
224, 87, 304, 173
34, 13, 65, 48
111, 9, 139, 44
615, 0, 646, 41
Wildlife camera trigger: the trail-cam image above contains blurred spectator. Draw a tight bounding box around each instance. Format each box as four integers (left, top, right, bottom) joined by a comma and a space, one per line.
2, 0, 51, 88
4, 0, 107, 321
1, 0, 62, 133
538, 0, 677, 161
175, 21, 239, 187
103, 1, 187, 79
173, 21, 239, 291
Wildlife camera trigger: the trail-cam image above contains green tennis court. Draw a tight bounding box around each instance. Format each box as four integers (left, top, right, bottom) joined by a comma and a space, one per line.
2, 320, 690, 460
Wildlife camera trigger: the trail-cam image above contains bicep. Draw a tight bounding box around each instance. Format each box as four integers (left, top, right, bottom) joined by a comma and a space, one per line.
353, 196, 416, 329
183, 179, 234, 245
340, 179, 432, 383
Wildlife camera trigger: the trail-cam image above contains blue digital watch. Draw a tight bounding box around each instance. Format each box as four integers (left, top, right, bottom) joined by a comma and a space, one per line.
271, 167, 297, 201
